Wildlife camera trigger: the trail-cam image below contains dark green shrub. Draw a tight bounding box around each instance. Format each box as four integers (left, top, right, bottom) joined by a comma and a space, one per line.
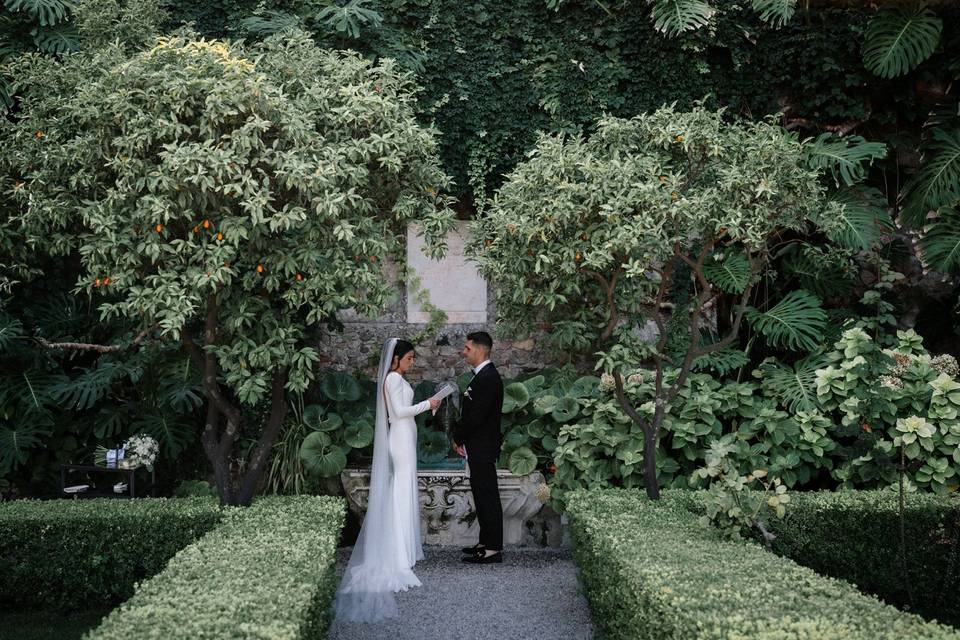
0, 498, 221, 610
566, 489, 960, 639
87, 496, 345, 640
766, 490, 960, 626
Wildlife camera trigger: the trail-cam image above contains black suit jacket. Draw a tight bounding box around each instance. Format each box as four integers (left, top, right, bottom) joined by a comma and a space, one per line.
452, 363, 504, 462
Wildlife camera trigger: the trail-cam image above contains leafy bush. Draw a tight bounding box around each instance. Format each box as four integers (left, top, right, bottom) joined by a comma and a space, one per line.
766, 490, 960, 627
0, 497, 221, 610
87, 495, 345, 640
566, 488, 960, 640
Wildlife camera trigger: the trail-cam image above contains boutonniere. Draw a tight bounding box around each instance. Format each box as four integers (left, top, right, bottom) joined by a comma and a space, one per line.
464, 386, 473, 400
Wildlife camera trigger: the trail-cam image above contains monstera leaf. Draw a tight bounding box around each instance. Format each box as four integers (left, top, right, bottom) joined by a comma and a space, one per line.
745, 290, 827, 352
502, 382, 531, 413
299, 431, 347, 477
320, 371, 361, 402
863, 4, 942, 79
508, 446, 538, 476
343, 417, 374, 449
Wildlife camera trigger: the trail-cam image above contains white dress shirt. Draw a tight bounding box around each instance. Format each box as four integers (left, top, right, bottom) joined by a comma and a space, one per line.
473, 359, 492, 375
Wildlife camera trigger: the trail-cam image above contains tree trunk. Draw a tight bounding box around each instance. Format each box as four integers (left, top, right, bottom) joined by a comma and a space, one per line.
642, 424, 661, 500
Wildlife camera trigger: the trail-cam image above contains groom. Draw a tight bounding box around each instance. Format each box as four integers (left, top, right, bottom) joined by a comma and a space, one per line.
452, 331, 505, 564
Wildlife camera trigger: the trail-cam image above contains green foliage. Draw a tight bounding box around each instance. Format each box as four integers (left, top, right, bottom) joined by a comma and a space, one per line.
648, 0, 716, 37
902, 127, 960, 228
4, 0, 76, 26
744, 289, 827, 352
315, 0, 382, 39
818, 186, 892, 251
863, 3, 942, 79
0, 497, 220, 610
87, 496, 345, 640
5, 29, 454, 407
751, 0, 795, 28
702, 251, 751, 294
804, 133, 887, 188
566, 489, 960, 640
767, 491, 960, 627
920, 209, 960, 273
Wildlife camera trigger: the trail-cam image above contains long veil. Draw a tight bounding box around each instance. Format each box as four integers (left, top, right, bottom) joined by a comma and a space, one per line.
333, 337, 420, 623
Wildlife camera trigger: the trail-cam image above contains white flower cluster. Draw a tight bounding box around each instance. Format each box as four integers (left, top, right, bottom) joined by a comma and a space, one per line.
599, 371, 645, 392
122, 433, 160, 471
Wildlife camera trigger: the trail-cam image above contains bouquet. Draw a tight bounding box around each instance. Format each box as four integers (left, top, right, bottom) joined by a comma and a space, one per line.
95, 434, 159, 471
122, 434, 159, 471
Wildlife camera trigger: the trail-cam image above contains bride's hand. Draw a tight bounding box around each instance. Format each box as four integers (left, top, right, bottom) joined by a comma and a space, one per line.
428, 398, 440, 411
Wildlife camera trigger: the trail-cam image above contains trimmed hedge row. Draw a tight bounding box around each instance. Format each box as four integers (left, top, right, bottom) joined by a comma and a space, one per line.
86, 495, 345, 640
0, 498, 221, 610
566, 489, 960, 640
766, 491, 960, 626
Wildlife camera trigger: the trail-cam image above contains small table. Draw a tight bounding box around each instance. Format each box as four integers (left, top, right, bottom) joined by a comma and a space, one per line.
60, 464, 155, 499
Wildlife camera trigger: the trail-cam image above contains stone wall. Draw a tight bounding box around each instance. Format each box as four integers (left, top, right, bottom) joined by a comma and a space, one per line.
317, 220, 571, 382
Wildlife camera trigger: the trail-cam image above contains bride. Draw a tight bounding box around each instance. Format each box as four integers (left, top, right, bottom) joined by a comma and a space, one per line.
333, 338, 439, 623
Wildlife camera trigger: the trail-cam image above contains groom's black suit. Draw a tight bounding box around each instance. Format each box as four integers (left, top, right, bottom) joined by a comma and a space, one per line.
453, 363, 504, 551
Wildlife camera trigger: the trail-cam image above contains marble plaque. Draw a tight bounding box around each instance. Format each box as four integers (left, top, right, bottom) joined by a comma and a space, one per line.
407, 221, 487, 323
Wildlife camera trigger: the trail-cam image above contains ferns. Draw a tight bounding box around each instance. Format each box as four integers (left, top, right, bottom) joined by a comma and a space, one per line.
648, 0, 716, 37
804, 133, 888, 187
745, 290, 827, 352
863, 3, 942, 79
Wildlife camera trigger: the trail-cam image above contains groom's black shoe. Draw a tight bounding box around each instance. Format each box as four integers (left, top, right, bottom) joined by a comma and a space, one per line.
461, 544, 485, 555
461, 551, 502, 564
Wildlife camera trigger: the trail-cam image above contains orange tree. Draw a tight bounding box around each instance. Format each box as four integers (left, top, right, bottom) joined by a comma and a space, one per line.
469, 105, 839, 499
4, 30, 454, 504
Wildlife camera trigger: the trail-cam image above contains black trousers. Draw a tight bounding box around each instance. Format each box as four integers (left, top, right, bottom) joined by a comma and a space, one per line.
468, 456, 503, 550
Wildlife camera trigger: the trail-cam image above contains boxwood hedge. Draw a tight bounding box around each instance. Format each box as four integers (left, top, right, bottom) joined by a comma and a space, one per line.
0, 497, 221, 610
86, 495, 345, 640
766, 490, 960, 626
566, 489, 960, 640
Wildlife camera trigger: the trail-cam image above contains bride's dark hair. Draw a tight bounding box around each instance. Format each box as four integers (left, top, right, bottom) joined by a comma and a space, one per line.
390, 340, 415, 368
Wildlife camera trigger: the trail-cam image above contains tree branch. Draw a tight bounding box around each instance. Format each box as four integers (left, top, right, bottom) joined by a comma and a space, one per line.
36, 324, 159, 353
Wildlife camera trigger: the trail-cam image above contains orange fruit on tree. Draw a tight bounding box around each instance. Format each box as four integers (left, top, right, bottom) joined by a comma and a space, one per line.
257, 264, 264, 273
103, 277, 111, 286
296, 273, 303, 281
94, 278, 101, 287
217, 232, 223, 241
203, 219, 210, 229
155, 223, 163, 233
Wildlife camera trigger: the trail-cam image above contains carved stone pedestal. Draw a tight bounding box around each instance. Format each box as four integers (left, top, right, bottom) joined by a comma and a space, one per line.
340, 467, 546, 546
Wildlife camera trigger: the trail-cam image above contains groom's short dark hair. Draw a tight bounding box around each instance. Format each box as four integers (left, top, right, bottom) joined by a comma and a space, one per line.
466, 331, 493, 352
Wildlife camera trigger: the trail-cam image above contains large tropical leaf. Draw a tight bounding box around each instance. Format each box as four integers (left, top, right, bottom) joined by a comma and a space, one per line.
315, 0, 383, 39
817, 187, 893, 250
863, 4, 942, 79
4, 0, 76, 26
756, 353, 830, 413
703, 251, 751, 293
783, 246, 855, 299
239, 10, 301, 37
693, 347, 749, 375
131, 410, 194, 459
502, 382, 531, 413
901, 128, 960, 226
320, 371, 361, 402
648, 0, 716, 37
745, 290, 827, 352
804, 133, 887, 187
919, 209, 960, 273
752, 0, 795, 27
299, 431, 347, 477
508, 446, 538, 476
32, 22, 79, 53
343, 416, 374, 449
0, 313, 23, 353
0, 423, 50, 473
50, 361, 128, 411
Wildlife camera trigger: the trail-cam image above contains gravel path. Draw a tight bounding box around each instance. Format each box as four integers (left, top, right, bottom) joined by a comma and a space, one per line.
326, 546, 595, 640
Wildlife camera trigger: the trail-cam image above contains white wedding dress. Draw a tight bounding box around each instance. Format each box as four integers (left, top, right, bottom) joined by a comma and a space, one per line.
333, 338, 431, 623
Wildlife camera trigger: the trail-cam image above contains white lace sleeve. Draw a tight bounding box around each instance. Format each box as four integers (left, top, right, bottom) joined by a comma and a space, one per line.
384, 372, 430, 419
